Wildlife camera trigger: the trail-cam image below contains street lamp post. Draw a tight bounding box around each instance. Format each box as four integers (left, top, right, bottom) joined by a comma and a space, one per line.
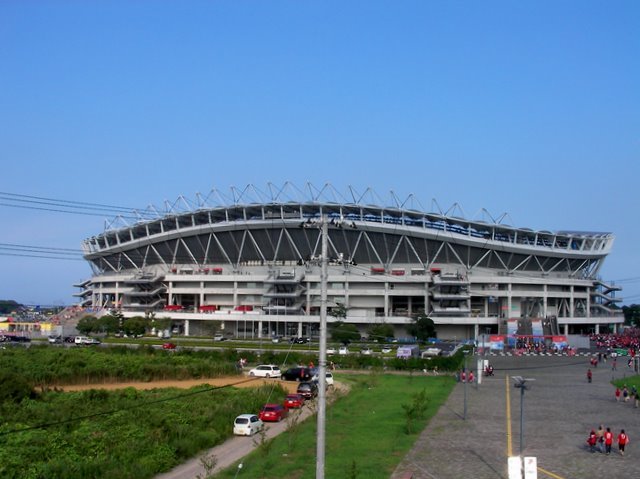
512, 376, 535, 455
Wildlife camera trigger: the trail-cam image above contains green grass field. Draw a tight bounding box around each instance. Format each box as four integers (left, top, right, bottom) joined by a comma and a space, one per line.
214, 373, 456, 479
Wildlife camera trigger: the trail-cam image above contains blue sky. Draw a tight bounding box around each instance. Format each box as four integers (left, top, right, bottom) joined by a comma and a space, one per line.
1, 1, 638, 306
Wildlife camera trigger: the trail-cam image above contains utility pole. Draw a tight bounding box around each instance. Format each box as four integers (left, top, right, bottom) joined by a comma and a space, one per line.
463, 350, 469, 420
316, 217, 328, 478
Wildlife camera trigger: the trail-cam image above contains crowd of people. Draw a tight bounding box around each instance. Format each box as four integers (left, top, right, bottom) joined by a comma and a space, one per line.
614, 385, 640, 408
587, 425, 630, 456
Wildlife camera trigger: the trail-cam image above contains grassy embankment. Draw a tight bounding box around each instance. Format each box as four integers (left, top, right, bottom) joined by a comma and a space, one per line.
214, 372, 456, 479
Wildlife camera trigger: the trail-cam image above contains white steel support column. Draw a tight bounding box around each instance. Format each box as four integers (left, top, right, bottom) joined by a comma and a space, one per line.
184, 320, 190, 337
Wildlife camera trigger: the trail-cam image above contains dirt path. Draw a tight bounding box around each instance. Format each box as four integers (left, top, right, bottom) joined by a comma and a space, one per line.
57, 376, 301, 393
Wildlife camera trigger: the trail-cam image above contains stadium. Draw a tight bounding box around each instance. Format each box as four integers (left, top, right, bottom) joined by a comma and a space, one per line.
75, 183, 624, 341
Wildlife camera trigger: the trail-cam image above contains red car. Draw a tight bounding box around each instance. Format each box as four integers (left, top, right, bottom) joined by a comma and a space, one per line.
162, 342, 177, 350
284, 393, 305, 409
258, 404, 289, 422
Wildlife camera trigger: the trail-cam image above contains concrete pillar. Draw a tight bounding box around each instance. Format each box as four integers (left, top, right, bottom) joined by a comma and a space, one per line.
185, 320, 190, 337
298, 321, 303, 337
258, 320, 263, 339
570, 286, 575, 318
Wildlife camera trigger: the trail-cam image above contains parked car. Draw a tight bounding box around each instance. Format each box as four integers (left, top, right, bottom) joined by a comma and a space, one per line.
281, 367, 313, 381
64, 336, 76, 343
422, 347, 442, 357
248, 364, 282, 378
311, 370, 334, 387
162, 342, 177, 350
233, 414, 263, 436
297, 381, 319, 399
213, 333, 227, 341
360, 347, 373, 355
338, 346, 349, 355
259, 403, 289, 422
75, 336, 101, 345
48, 335, 62, 344
326, 346, 336, 355
381, 345, 393, 354
284, 393, 305, 409
289, 337, 310, 344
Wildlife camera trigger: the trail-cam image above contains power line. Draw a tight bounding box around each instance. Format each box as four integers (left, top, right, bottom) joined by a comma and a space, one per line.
0, 252, 85, 261
0, 191, 143, 213
0, 242, 84, 261
0, 191, 156, 220
0, 243, 82, 253
0, 376, 264, 437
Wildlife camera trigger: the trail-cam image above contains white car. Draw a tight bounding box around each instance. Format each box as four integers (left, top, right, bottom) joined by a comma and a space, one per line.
338, 346, 349, 355
248, 364, 282, 378
74, 336, 101, 345
381, 346, 393, 354
233, 414, 263, 436
312, 371, 335, 387
360, 347, 373, 355
326, 346, 337, 355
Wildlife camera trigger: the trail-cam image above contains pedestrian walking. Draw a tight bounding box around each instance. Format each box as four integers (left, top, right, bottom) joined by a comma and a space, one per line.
597, 425, 605, 453
612, 358, 617, 370
618, 429, 629, 456
623, 386, 630, 402
615, 387, 621, 402
587, 430, 598, 453
587, 369, 592, 383
604, 427, 614, 455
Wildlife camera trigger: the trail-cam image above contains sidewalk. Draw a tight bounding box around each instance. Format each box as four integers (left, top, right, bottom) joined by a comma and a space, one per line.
392, 356, 640, 478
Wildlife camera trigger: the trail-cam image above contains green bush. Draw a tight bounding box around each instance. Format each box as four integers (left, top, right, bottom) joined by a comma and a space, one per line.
0, 384, 286, 479
0, 370, 38, 403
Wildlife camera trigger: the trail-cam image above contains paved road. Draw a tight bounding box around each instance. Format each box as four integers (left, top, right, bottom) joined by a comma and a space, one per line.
392, 355, 640, 478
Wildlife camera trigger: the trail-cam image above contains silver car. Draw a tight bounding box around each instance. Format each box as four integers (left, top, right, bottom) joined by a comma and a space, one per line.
233, 414, 263, 436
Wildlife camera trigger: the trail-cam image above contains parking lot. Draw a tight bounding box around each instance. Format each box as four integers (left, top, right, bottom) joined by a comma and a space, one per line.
392, 354, 640, 478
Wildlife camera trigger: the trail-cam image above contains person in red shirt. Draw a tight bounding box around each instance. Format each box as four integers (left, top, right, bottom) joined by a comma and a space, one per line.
587, 430, 598, 452
604, 427, 614, 455
587, 369, 592, 383
615, 387, 621, 402
618, 429, 629, 456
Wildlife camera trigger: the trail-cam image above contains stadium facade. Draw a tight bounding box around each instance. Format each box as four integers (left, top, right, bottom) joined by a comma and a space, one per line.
75, 184, 624, 340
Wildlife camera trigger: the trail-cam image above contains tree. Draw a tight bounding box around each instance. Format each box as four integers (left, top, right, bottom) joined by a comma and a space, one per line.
406, 313, 436, 342
329, 303, 348, 320
76, 315, 98, 335
367, 323, 394, 342
330, 321, 360, 344
622, 304, 640, 327
98, 315, 120, 335
123, 316, 148, 337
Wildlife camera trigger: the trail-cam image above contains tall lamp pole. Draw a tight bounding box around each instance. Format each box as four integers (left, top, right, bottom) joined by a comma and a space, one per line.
512, 376, 534, 455
316, 218, 328, 478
